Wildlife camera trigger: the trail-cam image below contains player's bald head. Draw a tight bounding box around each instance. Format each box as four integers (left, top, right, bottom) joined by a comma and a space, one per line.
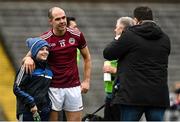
48, 7, 65, 19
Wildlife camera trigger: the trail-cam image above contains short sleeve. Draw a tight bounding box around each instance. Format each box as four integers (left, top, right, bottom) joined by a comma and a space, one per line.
78, 32, 87, 49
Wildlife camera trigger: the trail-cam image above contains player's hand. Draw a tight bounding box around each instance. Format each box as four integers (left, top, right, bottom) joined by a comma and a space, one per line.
23, 56, 35, 74
81, 80, 90, 94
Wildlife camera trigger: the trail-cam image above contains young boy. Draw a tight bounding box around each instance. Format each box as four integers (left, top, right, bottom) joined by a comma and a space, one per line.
13, 37, 53, 121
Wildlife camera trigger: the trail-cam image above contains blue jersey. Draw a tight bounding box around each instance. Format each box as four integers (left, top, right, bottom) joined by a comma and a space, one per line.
13, 61, 53, 119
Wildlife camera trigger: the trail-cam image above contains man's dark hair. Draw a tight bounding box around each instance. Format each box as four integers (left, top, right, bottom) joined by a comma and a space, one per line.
67, 17, 76, 27
48, 8, 53, 19
134, 6, 153, 21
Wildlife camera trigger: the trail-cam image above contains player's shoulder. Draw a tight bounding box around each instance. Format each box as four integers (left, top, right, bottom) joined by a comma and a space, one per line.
40, 30, 53, 40
67, 27, 81, 37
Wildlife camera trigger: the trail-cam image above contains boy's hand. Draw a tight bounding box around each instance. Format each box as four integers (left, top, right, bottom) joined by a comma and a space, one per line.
33, 111, 41, 121
30, 105, 38, 114
31, 105, 41, 121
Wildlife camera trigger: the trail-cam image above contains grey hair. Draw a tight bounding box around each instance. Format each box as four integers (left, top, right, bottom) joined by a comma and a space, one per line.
117, 17, 134, 27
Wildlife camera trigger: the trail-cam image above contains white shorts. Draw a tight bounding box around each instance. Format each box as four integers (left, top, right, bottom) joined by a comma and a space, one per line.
48, 86, 83, 112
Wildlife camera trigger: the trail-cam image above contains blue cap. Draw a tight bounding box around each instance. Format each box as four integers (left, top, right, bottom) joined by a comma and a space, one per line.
26, 37, 49, 57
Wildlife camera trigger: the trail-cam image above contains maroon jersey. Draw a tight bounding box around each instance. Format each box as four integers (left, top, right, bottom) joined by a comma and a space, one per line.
41, 28, 87, 88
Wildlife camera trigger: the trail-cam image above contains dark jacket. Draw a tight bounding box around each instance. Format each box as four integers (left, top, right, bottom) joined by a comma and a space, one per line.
13, 60, 53, 118
103, 21, 171, 107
